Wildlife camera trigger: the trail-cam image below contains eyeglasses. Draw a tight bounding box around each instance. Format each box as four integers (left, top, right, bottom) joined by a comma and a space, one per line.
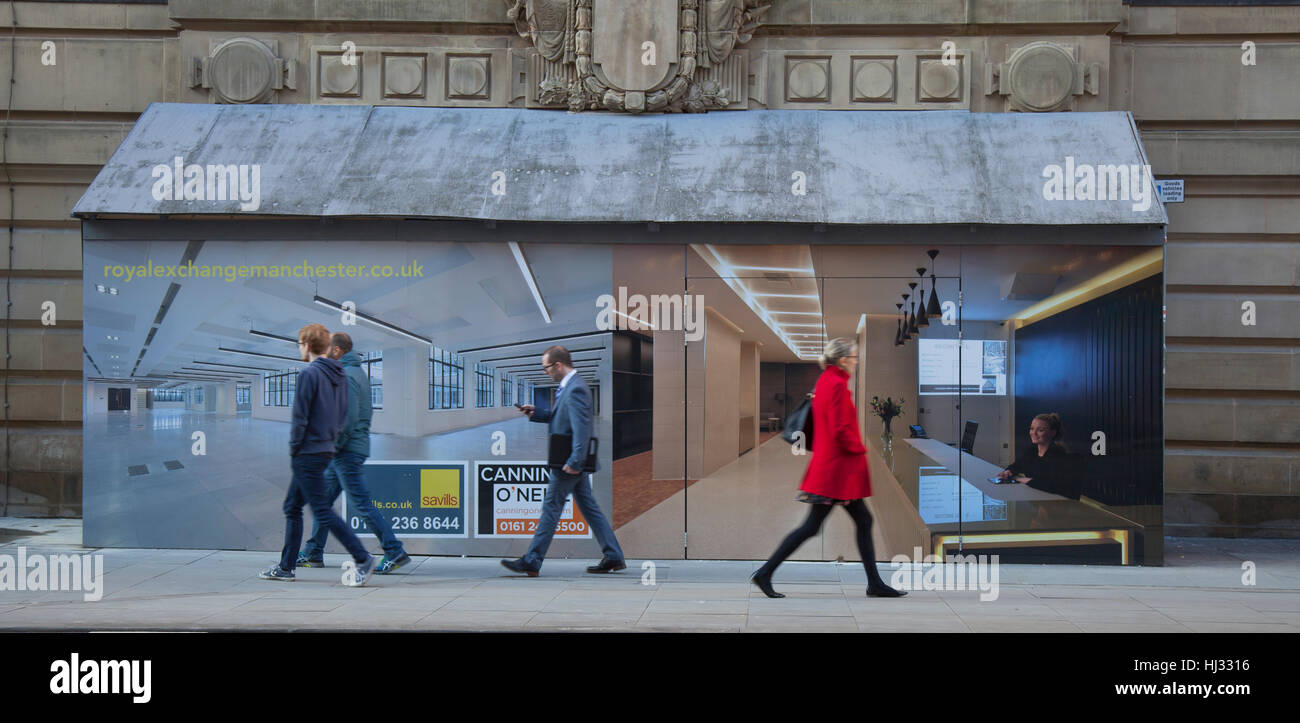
542, 362, 557, 372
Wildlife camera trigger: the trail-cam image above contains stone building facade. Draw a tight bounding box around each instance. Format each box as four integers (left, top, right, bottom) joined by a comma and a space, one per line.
1, 0, 1297, 538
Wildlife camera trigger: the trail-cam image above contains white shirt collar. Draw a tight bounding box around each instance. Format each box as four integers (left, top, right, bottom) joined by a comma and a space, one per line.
558, 368, 578, 390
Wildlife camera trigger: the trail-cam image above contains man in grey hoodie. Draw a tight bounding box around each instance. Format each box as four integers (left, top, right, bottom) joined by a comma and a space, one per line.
297, 332, 410, 573
260, 323, 377, 586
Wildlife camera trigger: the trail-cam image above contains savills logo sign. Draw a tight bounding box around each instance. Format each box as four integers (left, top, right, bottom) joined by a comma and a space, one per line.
420, 469, 460, 508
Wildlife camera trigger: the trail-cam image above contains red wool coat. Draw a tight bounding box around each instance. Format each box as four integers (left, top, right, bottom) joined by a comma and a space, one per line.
799, 365, 872, 500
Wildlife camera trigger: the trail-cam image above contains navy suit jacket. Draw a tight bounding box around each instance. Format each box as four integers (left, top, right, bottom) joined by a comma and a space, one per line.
529, 374, 596, 473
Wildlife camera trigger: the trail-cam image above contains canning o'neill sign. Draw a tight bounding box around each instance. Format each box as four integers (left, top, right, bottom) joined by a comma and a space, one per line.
475, 461, 592, 539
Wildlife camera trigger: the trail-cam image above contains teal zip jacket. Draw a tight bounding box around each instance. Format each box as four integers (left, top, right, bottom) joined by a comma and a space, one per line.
334, 350, 372, 457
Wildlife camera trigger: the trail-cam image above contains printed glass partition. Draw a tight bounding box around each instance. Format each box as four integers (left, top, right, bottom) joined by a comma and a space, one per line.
665, 245, 970, 566
607, 242, 1163, 566
83, 238, 1161, 564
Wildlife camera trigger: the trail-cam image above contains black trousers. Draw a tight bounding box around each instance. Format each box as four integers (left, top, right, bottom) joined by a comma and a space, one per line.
757, 499, 887, 587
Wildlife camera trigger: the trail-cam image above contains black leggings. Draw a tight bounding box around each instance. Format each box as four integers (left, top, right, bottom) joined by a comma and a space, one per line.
757, 499, 885, 587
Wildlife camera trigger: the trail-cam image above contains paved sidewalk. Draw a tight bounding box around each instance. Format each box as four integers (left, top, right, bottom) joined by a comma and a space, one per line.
1, 519, 1297, 632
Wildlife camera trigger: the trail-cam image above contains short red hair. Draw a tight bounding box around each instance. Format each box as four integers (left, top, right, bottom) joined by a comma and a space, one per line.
298, 323, 331, 355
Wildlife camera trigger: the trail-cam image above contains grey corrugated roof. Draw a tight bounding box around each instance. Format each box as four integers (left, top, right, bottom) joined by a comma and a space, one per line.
73, 103, 1167, 226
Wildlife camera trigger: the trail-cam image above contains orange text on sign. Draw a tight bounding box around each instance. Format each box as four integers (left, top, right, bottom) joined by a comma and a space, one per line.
496, 519, 589, 535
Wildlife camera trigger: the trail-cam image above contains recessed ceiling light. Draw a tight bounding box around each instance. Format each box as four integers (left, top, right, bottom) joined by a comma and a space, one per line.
692, 243, 820, 360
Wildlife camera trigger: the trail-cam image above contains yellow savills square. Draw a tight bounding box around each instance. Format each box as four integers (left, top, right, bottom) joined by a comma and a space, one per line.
419, 469, 460, 508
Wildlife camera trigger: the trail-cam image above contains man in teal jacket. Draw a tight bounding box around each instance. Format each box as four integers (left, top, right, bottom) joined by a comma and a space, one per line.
298, 332, 410, 573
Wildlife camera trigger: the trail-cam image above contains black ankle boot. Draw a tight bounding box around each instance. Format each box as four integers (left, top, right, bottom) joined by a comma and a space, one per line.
866, 581, 907, 598
750, 569, 785, 599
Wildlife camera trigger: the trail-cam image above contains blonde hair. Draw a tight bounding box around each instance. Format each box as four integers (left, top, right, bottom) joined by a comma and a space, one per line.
1033, 412, 1065, 444
818, 337, 856, 369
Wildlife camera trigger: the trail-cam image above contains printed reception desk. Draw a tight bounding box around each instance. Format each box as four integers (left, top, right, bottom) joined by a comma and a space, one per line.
868, 437, 1149, 565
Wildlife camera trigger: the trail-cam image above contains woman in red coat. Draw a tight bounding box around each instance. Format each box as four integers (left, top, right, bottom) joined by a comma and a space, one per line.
751, 337, 906, 599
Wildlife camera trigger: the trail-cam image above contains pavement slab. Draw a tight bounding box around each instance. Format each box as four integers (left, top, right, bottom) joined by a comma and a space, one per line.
1, 520, 1297, 632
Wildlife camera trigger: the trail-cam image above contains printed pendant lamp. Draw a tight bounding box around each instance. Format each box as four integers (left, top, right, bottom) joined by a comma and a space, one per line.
900, 294, 912, 341
907, 283, 919, 335
926, 249, 942, 318
916, 267, 930, 328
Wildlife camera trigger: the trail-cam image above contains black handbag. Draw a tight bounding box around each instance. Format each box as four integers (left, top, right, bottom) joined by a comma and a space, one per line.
780, 392, 814, 448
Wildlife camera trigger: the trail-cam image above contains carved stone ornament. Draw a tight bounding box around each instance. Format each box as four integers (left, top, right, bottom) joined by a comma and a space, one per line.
506, 0, 769, 113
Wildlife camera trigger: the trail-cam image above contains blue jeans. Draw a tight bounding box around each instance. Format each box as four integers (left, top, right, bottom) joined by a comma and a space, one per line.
279, 452, 369, 570
302, 451, 404, 560
521, 469, 623, 570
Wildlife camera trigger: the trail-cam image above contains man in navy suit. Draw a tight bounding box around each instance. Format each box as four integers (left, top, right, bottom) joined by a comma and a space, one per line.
501, 345, 625, 576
